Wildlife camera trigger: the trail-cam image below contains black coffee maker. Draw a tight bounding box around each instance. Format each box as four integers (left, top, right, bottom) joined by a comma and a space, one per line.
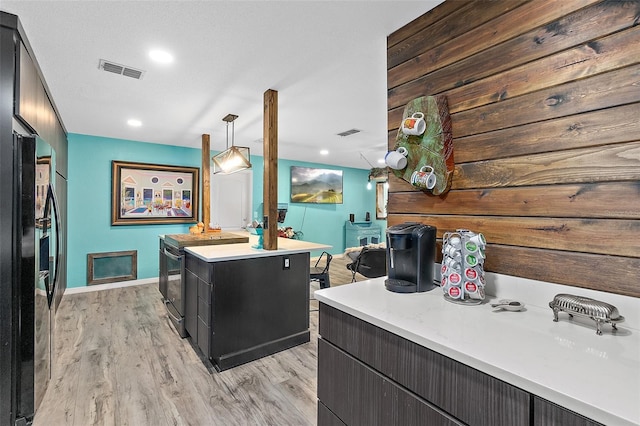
385, 222, 437, 293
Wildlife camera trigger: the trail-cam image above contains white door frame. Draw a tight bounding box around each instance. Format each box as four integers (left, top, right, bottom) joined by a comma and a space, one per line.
210, 169, 253, 230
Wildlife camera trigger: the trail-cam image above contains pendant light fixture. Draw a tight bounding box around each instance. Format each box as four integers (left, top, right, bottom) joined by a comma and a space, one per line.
212, 114, 252, 174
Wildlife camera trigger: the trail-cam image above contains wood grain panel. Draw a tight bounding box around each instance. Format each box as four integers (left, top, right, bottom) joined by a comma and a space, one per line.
533, 396, 604, 426
482, 245, 640, 298
318, 339, 464, 426
388, 0, 599, 89
386, 0, 475, 49
387, 182, 640, 219
431, 244, 640, 299
389, 103, 640, 164
387, 1, 640, 296
387, 0, 638, 115
452, 65, 640, 138
447, 28, 640, 114
452, 103, 640, 163
387, 214, 640, 258
387, 0, 502, 69
451, 141, 640, 189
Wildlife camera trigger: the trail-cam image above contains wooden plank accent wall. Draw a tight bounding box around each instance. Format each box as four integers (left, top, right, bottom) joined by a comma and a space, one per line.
387, 0, 640, 298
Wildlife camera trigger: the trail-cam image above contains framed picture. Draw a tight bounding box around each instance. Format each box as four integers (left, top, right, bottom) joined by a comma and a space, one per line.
376, 182, 388, 219
290, 166, 343, 204
111, 161, 199, 225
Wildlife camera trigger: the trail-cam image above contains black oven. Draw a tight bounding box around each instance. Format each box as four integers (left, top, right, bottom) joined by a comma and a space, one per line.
159, 238, 187, 337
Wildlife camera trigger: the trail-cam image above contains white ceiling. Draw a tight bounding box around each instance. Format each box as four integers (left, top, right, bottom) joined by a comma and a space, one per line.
2, 0, 443, 169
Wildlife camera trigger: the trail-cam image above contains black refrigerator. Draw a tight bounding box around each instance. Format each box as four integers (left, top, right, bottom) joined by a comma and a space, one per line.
1, 133, 61, 425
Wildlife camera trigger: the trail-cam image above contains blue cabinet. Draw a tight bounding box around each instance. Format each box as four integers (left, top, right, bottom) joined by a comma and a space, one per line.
345, 221, 382, 248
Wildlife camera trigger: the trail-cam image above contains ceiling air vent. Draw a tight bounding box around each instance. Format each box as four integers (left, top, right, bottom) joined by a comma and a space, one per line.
98, 59, 145, 80
337, 128, 361, 137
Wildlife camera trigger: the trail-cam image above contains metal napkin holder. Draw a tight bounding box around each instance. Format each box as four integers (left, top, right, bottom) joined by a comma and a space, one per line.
549, 293, 624, 335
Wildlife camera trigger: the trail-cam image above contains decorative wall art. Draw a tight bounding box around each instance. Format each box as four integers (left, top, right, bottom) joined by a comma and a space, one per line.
111, 161, 199, 225
290, 166, 343, 204
391, 95, 454, 195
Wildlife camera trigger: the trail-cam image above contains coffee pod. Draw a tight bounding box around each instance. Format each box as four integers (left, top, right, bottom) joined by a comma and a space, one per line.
448, 272, 462, 286
465, 254, 479, 267
469, 233, 486, 247
464, 281, 478, 294
465, 282, 483, 299
476, 247, 486, 259
445, 245, 460, 257
449, 261, 462, 273
448, 235, 462, 248
464, 267, 478, 281
447, 286, 462, 299
464, 241, 478, 253
441, 264, 447, 276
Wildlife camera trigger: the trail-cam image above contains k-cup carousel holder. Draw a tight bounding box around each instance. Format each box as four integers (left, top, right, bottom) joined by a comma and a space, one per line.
441, 229, 486, 305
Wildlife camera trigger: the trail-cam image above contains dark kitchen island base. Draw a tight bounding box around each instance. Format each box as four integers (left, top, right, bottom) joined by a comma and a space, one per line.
184, 250, 311, 372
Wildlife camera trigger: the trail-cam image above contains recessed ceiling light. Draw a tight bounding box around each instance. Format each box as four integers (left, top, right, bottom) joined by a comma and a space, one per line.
149, 49, 173, 64
127, 119, 142, 127
320, 149, 329, 155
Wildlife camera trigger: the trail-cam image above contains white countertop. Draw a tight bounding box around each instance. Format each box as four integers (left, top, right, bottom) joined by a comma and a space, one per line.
315, 275, 640, 426
184, 234, 331, 262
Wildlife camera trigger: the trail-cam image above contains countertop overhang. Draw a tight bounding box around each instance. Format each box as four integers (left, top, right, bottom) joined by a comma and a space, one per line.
315, 277, 640, 426
184, 234, 331, 262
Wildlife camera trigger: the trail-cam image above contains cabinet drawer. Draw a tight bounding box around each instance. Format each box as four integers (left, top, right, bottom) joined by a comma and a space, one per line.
319, 303, 529, 426
533, 396, 603, 426
198, 278, 211, 302
318, 339, 463, 426
185, 254, 210, 281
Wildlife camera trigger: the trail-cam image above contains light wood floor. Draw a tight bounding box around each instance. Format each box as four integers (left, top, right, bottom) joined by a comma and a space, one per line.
34, 254, 366, 426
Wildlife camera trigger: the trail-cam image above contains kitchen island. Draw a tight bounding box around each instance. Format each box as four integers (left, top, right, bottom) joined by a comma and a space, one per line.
315, 276, 640, 426
184, 235, 330, 371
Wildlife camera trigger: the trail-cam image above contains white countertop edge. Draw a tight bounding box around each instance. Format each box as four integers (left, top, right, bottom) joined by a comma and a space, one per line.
184, 236, 331, 262
315, 278, 640, 426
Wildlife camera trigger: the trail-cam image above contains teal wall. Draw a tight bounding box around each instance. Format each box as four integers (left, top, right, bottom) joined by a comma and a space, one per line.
250, 156, 386, 258
67, 133, 386, 288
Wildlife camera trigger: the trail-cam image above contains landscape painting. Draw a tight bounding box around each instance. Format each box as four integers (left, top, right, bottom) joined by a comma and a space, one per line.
290, 166, 343, 204
111, 161, 199, 225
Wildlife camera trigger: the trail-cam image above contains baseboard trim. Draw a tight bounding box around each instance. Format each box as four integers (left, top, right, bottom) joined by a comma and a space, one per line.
65, 277, 158, 294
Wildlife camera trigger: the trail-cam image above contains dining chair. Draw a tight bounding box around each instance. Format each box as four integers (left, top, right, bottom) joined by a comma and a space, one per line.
310, 251, 333, 289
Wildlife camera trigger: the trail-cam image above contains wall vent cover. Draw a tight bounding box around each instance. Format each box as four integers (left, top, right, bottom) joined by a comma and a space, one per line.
337, 129, 361, 137
98, 59, 145, 80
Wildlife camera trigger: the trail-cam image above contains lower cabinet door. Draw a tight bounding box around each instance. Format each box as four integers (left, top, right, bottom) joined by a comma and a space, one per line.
184, 268, 198, 341
317, 339, 464, 426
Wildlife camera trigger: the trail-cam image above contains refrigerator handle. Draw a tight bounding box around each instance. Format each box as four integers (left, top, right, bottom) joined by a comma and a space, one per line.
43, 183, 61, 308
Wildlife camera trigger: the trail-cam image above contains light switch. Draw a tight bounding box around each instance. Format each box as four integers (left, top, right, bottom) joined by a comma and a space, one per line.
283, 257, 290, 269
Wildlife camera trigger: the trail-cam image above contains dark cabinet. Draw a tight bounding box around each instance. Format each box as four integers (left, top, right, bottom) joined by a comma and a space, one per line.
318, 303, 529, 426
533, 397, 603, 426
15, 40, 68, 178
318, 303, 604, 426
185, 252, 311, 371
318, 339, 463, 426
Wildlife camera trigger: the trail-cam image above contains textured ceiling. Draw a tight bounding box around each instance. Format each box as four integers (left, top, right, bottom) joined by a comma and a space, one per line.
2, 1, 443, 169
